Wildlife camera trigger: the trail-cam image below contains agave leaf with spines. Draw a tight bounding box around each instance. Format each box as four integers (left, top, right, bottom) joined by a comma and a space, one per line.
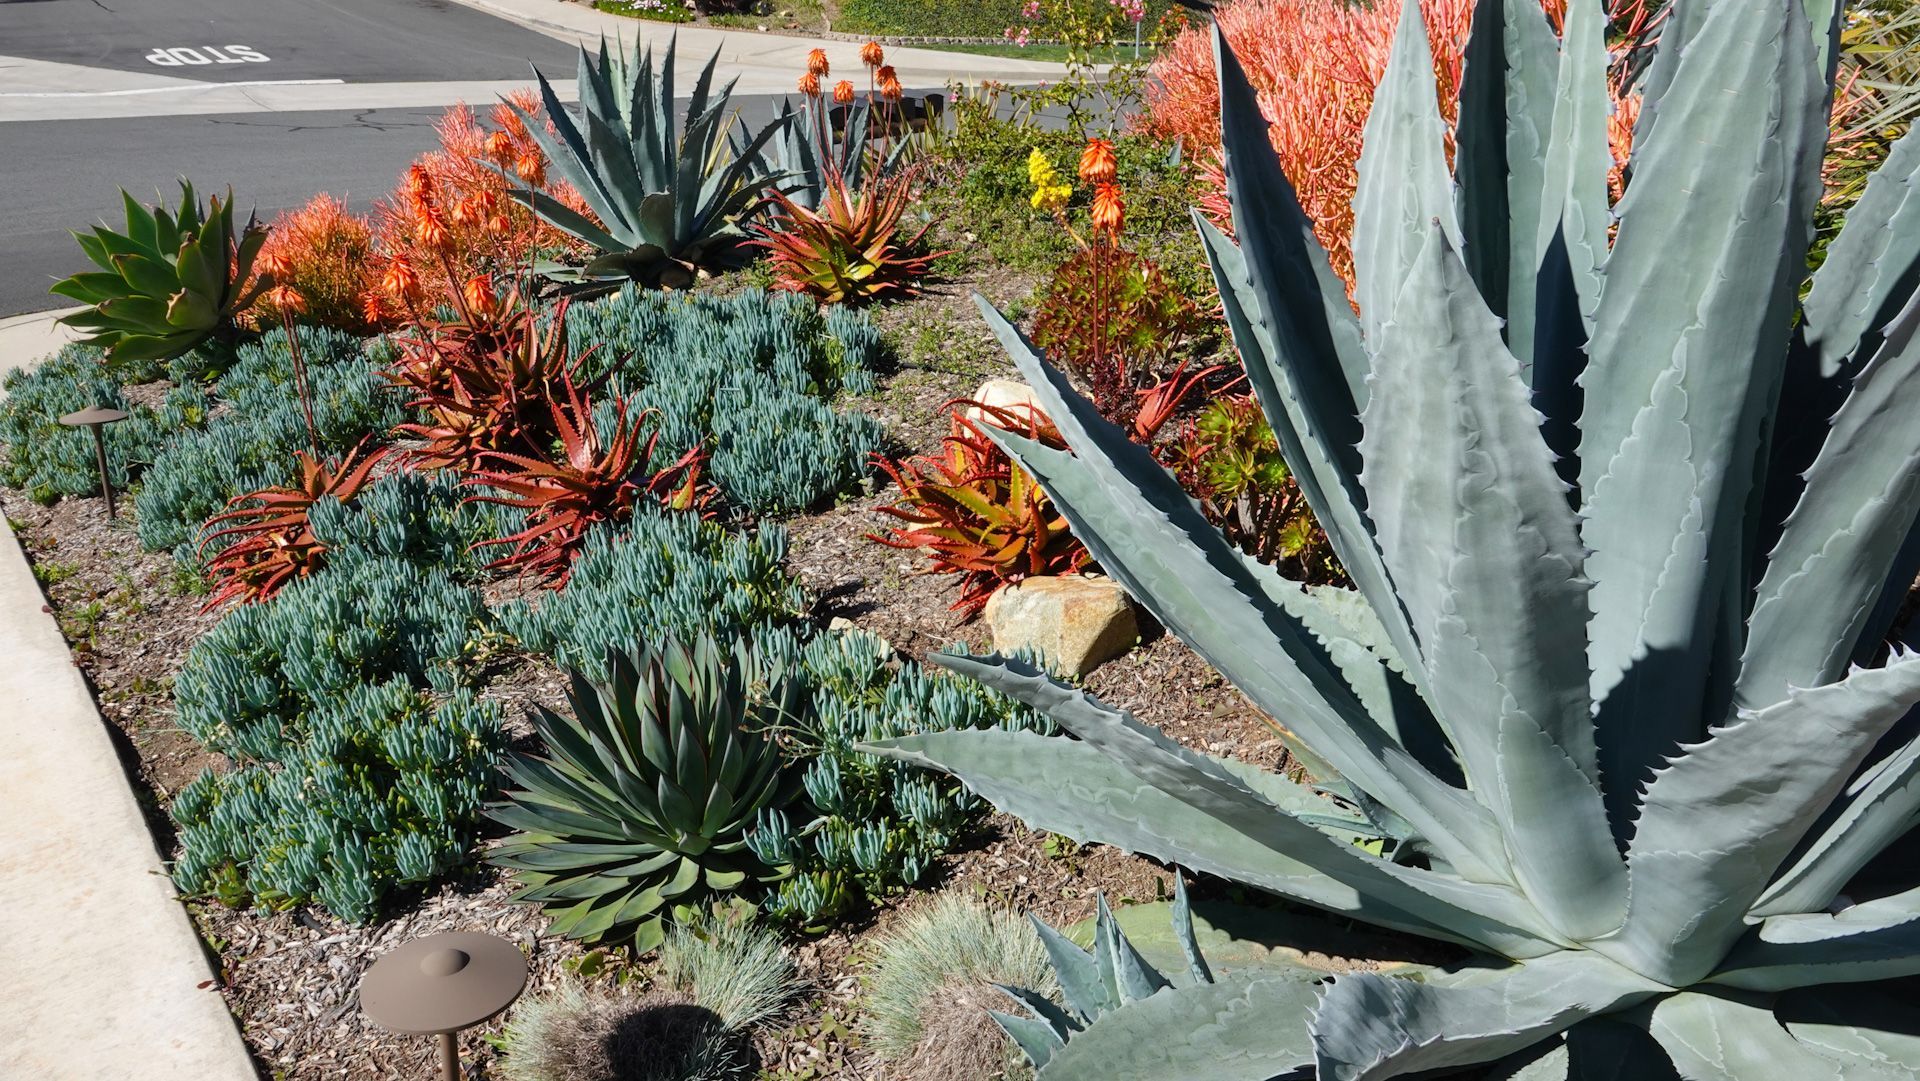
497, 35, 787, 288
861, 0, 1920, 1075
766, 95, 915, 212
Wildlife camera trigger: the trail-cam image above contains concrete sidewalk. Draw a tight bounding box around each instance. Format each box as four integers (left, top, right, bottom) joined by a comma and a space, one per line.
0, 522, 257, 1079
442, 0, 1069, 90
0, 307, 83, 387
0, 71, 582, 124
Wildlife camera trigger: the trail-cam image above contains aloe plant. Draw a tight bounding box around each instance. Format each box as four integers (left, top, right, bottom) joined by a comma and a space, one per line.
865, 0, 1920, 1077
52, 181, 269, 365
499, 36, 786, 288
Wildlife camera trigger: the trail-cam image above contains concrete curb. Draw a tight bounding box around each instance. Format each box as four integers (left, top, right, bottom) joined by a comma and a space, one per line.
0, 306, 84, 390
0, 307, 257, 1077
0, 509, 258, 1079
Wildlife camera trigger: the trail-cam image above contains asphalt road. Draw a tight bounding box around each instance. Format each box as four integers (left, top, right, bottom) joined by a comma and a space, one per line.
2, 107, 456, 315
0, 0, 574, 315
2, 0, 578, 83
0, 0, 1032, 316
0, 92, 830, 316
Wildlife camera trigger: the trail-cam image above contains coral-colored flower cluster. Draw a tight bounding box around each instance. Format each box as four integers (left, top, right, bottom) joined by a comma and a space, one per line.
249, 194, 384, 334
362, 91, 592, 323
760, 43, 942, 305
1142, 0, 1488, 286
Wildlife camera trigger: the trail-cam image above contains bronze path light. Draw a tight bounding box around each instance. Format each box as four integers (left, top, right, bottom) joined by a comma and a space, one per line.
56, 405, 128, 518
359, 931, 527, 1081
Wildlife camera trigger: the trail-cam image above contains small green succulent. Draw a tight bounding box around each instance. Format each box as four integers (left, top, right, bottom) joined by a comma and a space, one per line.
52, 181, 269, 366
489, 636, 801, 951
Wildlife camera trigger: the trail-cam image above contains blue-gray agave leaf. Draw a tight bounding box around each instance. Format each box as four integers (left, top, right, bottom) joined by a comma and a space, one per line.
863, 0, 1920, 1076
496, 35, 785, 285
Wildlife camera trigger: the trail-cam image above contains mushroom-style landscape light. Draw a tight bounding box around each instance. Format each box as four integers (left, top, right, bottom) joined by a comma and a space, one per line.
56, 405, 129, 518
359, 931, 527, 1081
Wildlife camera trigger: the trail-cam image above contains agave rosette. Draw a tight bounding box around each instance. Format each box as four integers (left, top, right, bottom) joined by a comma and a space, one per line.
866, 0, 1920, 1077
488, 638, 800, 951
497, 36, 787, 288
53, 181, 270, 363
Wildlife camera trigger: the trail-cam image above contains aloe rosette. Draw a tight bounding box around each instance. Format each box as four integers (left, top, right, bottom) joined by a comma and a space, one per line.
865, 0, 1920, 1076
53, 181, 269, 364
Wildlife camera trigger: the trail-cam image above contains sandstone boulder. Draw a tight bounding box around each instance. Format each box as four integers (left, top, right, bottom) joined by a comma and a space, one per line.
983, 574, 1138, 677
961, 379, 1046, 428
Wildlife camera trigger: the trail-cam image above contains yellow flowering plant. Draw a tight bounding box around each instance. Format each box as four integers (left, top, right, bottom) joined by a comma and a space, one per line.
1027, 148, 1073, 213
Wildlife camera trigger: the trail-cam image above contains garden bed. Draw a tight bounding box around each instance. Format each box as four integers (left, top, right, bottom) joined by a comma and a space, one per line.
0, 294, 1292, 1079
33, 4, 1904, 1075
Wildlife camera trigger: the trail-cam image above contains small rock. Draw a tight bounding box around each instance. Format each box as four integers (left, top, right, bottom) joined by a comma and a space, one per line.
826, 616, 894, 658
962, 379, 1046, 428
984, 574, 1138, 677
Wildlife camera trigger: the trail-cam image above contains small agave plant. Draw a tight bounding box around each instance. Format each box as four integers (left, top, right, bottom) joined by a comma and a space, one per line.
868, 0, 1920, 1076
498, 36, 786, 288
989, 881, 1221, 1068
489, 638, 801, 952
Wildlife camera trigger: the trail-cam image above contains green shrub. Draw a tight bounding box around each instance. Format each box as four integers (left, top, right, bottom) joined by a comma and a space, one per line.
837, 0, 1181, 38
135, 326, 402, 556
745, 631, 1056, 925
174, 555, 485, 761
0, 343, 210, 503
836, 0, 1026, 37
933, 110, 1212, 298
495, 512, 806, 674
171, 682, 503, 924
859, 895, 1054, 1067
564, 287, 884, 514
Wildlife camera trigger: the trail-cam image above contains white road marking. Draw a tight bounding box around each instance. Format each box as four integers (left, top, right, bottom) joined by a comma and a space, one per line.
0, 79, 344, 98
146, 45, 273, 66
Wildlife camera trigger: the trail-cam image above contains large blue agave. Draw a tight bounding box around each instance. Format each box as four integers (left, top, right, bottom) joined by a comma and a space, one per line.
868, 0, 1920, 1076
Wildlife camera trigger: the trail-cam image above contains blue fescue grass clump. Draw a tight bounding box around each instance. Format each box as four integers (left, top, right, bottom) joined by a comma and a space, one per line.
169, 554, 499, 922
0, 343, 211, 503
564, 287, 885, 514
135, 326, 403, 556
